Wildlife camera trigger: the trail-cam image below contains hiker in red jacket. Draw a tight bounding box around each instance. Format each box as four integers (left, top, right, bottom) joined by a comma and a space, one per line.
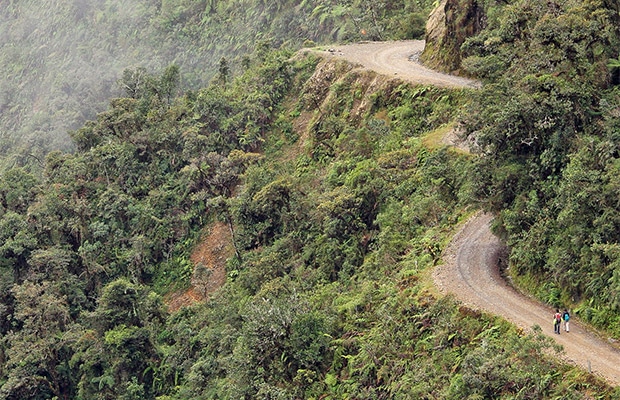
554, 309, 562, 334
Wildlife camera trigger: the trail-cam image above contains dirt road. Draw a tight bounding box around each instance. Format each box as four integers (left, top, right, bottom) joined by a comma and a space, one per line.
318, 41, 620, 386
318, 40, 480, 89
434, 213, 620, 386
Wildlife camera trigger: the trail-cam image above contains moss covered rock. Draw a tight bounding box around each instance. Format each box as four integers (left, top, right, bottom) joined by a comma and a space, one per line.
422, 0, 485, 74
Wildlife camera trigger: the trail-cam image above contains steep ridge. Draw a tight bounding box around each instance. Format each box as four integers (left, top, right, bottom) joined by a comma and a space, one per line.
316, 41, 620, 386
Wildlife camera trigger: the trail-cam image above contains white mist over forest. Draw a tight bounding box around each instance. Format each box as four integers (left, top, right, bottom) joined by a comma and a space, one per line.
0, 1, 201, 166
0, 0, 416, 170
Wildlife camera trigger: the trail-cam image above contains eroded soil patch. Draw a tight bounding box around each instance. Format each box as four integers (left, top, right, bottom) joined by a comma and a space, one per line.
166, 221, 233, 312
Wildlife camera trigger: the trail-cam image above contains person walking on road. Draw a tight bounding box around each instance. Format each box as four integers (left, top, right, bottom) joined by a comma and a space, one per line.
554, 309, 562, 334
562, 309, 570, 332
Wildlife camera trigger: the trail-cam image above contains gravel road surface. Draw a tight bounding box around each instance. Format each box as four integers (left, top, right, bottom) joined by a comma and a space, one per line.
317, 40, 480, 88
434, 213, 620, 386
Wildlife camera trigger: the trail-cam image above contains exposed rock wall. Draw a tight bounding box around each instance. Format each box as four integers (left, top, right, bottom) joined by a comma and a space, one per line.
421, 0, 485, 74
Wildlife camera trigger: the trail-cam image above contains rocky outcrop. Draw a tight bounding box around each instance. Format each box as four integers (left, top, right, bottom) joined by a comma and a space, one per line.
421, 0, 485, 74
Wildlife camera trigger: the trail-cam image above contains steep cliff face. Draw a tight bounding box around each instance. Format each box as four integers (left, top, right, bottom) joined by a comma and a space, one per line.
421, 0, 485, 74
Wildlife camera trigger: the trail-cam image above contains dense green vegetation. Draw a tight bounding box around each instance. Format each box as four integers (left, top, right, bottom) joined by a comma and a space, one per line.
1, 45, 613, 398
0, 0, 620, 398
0, 0, 431, 171
459, 0, 620, 337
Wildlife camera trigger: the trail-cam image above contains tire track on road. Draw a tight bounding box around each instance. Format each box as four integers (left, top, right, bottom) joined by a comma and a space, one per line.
316, 40, 480, 89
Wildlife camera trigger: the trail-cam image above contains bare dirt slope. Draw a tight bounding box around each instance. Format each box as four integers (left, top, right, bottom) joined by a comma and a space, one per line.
434, 213, 620, 386
166, 222, 233, 312
317, 41, 620, 385
316, 40, 480, 89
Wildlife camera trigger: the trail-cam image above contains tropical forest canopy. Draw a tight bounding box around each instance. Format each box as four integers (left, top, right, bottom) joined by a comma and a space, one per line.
0, 0, 619, 399
0, 0, 428, 170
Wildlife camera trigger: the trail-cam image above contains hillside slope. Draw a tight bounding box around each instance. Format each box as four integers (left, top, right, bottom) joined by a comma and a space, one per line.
315, 38, 620, 386
0, 41, 616, 398
0, 0, 435, 170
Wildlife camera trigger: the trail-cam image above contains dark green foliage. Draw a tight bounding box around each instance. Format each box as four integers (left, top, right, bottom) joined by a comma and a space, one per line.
460, 0, 620, 336
0, 48, 313, 397
0, 168, 38, 214
0, 1, 617, 397
0, 281, 75, 400
0, 0, 435, 172
148, 51, 610, 398
71, 279, 165, 400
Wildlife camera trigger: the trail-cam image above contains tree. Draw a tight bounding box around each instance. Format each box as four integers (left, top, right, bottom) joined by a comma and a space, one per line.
217, 57, 229, 87
0, 211, 38, 282
159, 64, 181, 105
0, 281, 75, 399
72, 279, 165, 399
0, 168, 38, 214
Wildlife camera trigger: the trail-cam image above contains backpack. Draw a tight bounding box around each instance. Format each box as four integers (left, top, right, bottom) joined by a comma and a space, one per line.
563, 312, 570, 321
555, 313, 562, 322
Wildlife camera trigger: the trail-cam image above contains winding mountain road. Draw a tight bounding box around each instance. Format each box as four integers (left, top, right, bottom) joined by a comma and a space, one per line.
434, 213, 620, 386
319, 40, 620, 386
